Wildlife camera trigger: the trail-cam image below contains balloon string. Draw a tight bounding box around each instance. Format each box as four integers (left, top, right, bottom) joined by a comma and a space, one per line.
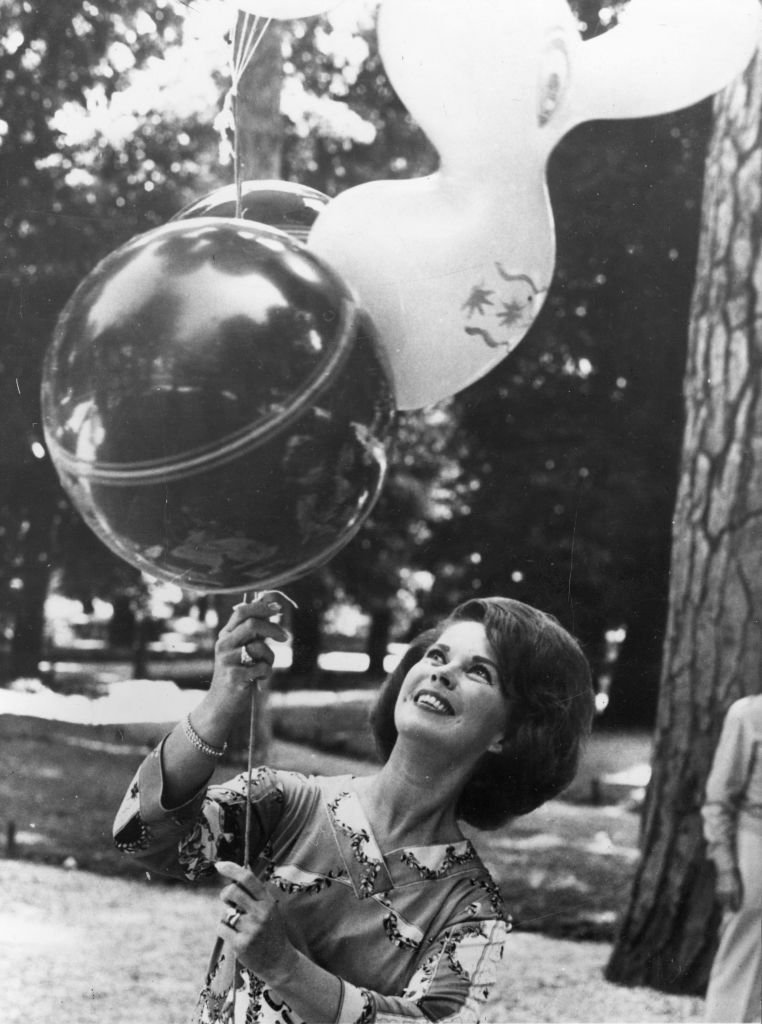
224, 586, 261, 1024
232, 12, 264, 79
229, 12, 272, 218
239, 588, 295, 868
240, 588, 261, 870
233, 94, 243, 219
243, 686, 257, 868
232, 11, 257, 78
218, 587, 295, 1022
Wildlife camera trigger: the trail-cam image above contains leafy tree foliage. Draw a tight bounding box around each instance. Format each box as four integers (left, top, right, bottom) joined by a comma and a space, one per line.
0, 0, 220, 677
282, 12, 436, 195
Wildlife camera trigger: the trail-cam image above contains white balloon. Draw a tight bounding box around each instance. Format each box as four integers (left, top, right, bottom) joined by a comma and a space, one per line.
230, 0, 341, 18
572, 0, 761, 124
309, 0, 761, 409
309, 0, 575, 409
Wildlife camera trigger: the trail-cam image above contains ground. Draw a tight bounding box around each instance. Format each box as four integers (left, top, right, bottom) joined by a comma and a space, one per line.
1, 859, 704, 1023
0, 679, 709, 1023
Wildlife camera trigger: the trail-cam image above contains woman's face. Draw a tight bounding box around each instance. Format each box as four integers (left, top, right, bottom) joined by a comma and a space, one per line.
394, 619, 508, 761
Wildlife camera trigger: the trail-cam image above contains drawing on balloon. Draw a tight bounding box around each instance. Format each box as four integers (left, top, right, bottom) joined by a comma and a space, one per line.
463, 269, 547, 351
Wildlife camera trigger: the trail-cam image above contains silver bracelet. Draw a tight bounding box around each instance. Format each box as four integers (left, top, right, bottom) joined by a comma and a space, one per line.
182, 713, 227, 759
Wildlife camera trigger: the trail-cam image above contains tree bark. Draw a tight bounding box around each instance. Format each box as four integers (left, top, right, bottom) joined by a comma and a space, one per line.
604, 593, 668, 727
287, 577, 325, 686
7, 463, 56, 683
607, 44, 762, 993
108, 593, 136, 650
9, 558, 50, 680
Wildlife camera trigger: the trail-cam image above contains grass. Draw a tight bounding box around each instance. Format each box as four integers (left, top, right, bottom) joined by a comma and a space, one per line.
0, 698, 651, 944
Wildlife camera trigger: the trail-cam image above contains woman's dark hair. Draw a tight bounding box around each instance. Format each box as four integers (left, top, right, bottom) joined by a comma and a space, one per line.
370, 596, 594, 829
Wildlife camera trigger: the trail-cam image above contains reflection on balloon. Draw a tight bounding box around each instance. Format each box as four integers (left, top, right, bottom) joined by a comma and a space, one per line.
174, 180, 329, 242
229, 0, 342, 19
309, 0, 760, 409
42, 219, 395, 593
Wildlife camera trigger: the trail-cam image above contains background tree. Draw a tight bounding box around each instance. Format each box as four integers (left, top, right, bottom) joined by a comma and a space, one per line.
0, 0, 207, 680
606, 37, 762, 993
0, 2, 281, 682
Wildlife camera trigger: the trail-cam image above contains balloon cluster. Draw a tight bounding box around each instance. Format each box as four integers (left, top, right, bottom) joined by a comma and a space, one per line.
42, 0, 760, 594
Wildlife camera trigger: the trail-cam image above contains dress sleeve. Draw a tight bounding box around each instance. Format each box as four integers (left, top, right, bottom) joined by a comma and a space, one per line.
112, 739, 289, 880
337, 917, 509, 1024
701, 702, 750, 875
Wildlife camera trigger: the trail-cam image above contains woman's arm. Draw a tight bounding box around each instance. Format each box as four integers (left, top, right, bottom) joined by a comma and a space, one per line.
701, 702, 750, 876
161, 595, 287, 807
113, 596, 288, 875
217, 861, 508, 1024
701, 701, 752, 911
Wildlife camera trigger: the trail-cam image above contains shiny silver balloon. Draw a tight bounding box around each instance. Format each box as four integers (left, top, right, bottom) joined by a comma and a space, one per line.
42, 218, 395, 593
173, 179, 329, 242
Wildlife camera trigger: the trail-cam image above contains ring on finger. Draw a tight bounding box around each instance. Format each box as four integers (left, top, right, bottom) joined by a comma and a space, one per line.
224, 907, 242, 930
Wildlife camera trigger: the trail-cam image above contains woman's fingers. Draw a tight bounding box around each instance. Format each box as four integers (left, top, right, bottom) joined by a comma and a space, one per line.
209, 598, 290, 702
216, 860, 269, 893
240, 639, 275, 670
214, 862, 293, 977
216, 864, 272, 929
219, 598, 289, 648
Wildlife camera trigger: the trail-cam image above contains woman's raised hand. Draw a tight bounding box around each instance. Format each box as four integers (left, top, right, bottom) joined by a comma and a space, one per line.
208, 595, 290, 714
157, 596, 290, 805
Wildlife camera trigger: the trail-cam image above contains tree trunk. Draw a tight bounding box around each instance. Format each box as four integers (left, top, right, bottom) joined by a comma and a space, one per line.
7, 464, 56, 682
604, 593, 668, 728
366, 605, 392, 678
131, 613, 151, 680
288, 580, 324, 686
108, 593, 136, 650
606, 45, 762, 993
9, 558, 50, 680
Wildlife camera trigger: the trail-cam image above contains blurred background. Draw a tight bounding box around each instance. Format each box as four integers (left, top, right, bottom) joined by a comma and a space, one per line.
0, 0, 706, 731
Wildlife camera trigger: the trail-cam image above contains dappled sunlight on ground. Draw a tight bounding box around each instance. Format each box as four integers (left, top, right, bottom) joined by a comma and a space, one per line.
0, 678, 204, 725
0, 676, 376, 725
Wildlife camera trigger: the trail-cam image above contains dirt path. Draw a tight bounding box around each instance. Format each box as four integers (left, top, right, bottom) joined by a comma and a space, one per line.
2, 860, 704, 1024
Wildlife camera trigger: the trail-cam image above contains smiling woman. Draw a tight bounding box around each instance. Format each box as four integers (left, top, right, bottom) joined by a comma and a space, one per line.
371, 599, 595, 827
112, 594, 594, 1024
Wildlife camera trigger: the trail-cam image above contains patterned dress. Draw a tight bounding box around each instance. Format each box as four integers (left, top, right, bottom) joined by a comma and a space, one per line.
113, 742, 509, 1024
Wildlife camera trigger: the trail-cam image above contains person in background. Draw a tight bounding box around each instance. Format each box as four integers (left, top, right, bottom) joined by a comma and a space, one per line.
701, 694, 762, 1023
113, 594, 594, 1024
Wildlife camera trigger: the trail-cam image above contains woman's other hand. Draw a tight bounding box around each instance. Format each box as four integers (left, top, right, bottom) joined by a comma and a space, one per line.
216, 860, 298, 985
